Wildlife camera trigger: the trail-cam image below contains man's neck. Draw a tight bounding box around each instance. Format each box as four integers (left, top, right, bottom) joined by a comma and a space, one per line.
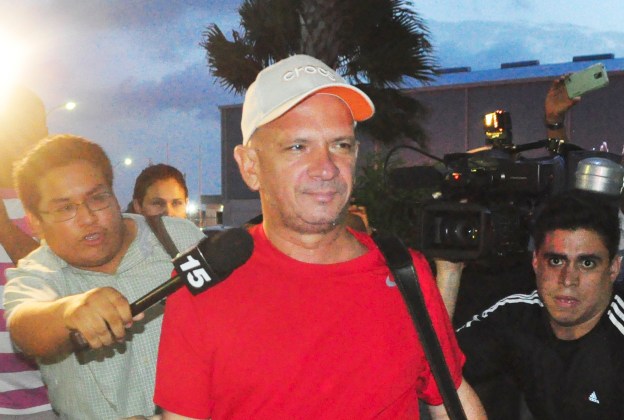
264, 222, 367, 264
550, 306, 608, 341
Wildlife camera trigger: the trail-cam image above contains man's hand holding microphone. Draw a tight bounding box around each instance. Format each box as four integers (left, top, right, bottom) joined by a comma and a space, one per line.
69, 228, 254, 351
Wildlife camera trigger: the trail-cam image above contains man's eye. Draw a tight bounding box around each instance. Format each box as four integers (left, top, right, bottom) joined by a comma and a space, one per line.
548, 257, 563, 266
287, 144, 305, 152
172, 200, 184, 207
331, 140, 356, 154
91, 193, 110, 203
55, 204, 76, 214
581, 259, 596, 269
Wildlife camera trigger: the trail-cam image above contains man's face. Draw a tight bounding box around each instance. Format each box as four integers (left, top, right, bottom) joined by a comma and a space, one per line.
533, 228, 620, 340
134, 178, 188, 219
31, 160, 128, 273
236, 94, 358, 235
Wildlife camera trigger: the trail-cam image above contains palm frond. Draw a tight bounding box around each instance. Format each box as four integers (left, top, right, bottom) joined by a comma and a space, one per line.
200, 0, 438, 145
200, 24, 262, 94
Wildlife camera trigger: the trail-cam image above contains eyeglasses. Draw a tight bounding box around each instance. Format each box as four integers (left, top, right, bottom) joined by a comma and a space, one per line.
39, 192, 115, 222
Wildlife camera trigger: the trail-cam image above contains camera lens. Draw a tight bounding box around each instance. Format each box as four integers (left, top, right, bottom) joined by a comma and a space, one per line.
439, 216, 481, 248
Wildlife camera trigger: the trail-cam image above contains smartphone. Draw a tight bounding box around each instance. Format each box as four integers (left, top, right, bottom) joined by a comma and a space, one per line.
564, 63, 609, 98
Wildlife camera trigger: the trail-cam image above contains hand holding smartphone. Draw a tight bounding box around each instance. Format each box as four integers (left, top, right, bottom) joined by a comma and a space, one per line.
564, 63, 609, 98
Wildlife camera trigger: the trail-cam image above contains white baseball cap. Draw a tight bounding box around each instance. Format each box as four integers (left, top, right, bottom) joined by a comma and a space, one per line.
241, 54, 375, 145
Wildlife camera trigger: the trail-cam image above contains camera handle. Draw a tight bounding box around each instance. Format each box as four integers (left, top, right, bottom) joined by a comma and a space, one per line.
511, 138, 584, 155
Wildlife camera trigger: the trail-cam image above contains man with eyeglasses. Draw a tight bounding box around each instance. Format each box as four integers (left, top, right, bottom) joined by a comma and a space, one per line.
3, 134, 204, 419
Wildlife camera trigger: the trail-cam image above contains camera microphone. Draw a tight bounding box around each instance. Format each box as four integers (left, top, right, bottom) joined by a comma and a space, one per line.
70, 228, 254, 351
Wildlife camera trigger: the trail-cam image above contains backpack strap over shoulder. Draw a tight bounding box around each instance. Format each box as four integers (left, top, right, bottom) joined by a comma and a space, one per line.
145, 215, 180, 258
372, 231, 467, 420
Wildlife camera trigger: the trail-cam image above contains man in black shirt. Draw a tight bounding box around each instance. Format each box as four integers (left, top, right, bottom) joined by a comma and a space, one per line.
437, 191, 624, 418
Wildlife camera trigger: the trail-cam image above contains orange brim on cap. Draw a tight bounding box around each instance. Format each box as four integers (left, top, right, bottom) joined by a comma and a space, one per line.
252, 84, 375, 141
317, 86, 374, 122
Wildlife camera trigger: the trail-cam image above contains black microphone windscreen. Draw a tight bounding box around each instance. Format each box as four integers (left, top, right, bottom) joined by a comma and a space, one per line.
196, 228, 254, 277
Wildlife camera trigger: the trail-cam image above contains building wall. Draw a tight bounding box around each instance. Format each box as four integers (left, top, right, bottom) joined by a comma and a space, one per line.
406, 71, 624, 165
220, 104, 259, 201
220, 104, 262, 226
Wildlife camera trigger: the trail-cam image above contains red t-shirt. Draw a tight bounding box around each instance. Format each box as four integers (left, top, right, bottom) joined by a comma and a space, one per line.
154, 225, 464, 419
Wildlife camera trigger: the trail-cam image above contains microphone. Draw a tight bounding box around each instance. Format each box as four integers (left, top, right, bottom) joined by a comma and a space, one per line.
70, 228, 254, 351
131, 227, 254, 313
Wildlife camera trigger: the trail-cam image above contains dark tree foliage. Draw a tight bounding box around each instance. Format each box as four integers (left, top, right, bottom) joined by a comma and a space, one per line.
352, 152, 437, 246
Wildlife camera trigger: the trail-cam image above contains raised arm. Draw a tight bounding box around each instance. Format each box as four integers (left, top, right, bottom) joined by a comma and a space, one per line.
0, 199, 38, 263
434, 259, 465, 318
544, 76, 579, 140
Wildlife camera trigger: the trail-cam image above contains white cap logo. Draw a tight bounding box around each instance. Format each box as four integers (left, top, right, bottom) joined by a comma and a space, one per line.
283, 65, 337, 82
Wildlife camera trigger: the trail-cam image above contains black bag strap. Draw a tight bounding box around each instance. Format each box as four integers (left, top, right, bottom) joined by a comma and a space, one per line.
372, 231, 467, 420
145, 215, 179, 258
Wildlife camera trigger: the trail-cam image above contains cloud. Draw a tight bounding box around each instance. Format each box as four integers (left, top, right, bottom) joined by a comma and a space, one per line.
3, 1, 241, 68
428, 20, 624, 70
12, 0, 240, 32
110, 62, 241, 121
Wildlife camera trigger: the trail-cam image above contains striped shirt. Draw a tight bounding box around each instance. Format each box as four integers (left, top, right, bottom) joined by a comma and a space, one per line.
457, 287, 624, 418
0, 188, 52, 415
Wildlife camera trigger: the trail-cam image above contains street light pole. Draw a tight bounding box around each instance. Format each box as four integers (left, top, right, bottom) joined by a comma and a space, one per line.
198, 143, 203, 227
114, 157, 133, 169
46, 101, 77, 116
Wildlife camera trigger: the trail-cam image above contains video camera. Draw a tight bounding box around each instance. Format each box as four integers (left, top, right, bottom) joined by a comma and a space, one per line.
390, 110, 622, 261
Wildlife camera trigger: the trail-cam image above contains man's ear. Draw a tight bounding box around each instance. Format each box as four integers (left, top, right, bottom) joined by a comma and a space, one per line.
531, 250, 538, 272
27, 211, 43, 239
609, 255, 622, 283
234, 145, 260, 191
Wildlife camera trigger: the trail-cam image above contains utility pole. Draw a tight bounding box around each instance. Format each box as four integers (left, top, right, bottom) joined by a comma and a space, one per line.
198, 143, 203, 227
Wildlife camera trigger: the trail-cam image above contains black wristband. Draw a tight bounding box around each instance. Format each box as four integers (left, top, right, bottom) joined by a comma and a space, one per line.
545, 121, 564, 130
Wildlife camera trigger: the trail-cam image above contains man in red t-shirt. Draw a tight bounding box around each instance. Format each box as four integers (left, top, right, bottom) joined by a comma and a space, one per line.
154, 54, 485, 419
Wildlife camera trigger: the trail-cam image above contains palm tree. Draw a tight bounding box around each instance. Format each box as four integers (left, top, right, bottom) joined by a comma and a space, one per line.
201, 0, 436, 146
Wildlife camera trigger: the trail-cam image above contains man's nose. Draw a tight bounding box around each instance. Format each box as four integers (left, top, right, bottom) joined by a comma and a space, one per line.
308, 146, 339, 180
559, 265, 580, 287
76, 202, 98, 223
